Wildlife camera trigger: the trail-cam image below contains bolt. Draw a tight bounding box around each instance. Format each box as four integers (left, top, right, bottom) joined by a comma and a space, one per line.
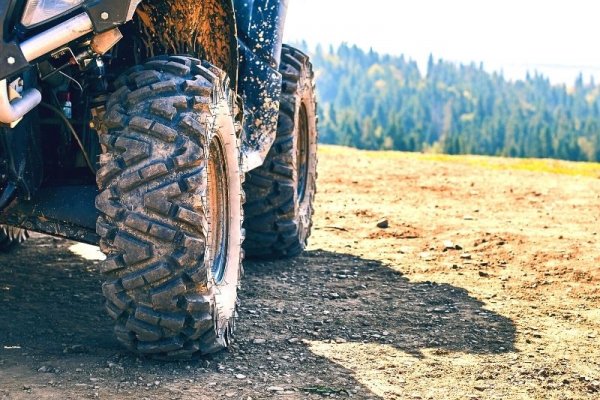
7, 57, 15, 65
100, 12, 109, 20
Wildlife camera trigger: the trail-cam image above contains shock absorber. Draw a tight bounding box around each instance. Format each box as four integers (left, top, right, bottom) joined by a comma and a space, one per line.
82, 57, 109, 170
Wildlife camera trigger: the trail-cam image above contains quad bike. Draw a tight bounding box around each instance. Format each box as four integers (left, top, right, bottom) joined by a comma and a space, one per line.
0, 0, 317, 358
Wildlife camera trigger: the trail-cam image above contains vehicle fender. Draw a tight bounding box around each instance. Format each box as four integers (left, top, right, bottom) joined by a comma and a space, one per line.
133, 0, 238, 87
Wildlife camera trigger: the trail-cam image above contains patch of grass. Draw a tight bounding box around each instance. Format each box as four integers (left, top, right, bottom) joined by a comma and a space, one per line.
301, 386, 350, 396
319, 145, 600, 178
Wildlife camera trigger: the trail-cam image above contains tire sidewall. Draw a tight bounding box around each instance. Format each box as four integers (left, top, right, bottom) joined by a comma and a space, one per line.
293, 66, 318, 247
208, 97, 242, 332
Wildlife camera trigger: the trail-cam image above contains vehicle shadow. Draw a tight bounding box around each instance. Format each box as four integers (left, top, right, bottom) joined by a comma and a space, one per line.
0, 236, 113, 355
242, 249, 516, 359
0, 236, 382, 398
0, 237, 516, 399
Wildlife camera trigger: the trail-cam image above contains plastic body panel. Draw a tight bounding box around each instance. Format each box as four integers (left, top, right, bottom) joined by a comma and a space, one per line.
234, 0, 289, 170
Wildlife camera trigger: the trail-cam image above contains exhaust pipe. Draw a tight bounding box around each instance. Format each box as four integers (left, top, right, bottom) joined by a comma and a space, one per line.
0, 13, 94, 126
0, 80, 42, 126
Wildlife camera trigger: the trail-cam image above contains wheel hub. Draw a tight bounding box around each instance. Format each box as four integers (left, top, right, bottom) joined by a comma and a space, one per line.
207, 136, 230, 283
296, 103, 310, 202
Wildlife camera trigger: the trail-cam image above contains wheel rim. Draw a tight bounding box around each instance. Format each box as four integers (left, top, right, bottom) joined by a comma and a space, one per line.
296, 103, 310, 202
207, 136, 230, 283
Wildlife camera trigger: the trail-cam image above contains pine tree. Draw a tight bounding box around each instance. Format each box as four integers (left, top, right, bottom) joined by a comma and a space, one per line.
300, 43, 600, 162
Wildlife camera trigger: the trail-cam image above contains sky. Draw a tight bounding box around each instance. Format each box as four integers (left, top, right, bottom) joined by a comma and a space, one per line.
283, 0, 600, 85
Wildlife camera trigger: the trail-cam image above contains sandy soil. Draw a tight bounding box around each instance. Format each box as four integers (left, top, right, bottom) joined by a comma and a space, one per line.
1, 145, 599, 399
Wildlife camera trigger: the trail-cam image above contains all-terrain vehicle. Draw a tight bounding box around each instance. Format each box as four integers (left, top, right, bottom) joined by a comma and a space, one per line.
0, 0, 317, 358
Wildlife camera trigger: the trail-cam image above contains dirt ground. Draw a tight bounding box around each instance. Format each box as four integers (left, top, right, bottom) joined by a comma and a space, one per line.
1, 145, 599, 399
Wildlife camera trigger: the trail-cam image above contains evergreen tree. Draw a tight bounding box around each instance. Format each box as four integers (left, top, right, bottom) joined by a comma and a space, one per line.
296, 43, 600, 162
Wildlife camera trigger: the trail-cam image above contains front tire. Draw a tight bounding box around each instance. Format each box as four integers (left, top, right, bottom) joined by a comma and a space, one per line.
243, 45, 318, 259
96, 56, 243, 358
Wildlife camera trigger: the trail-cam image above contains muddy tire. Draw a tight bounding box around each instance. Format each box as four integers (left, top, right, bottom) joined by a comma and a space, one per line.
0, 225, 28, 252
96, 56, 244, 358
243, 45, 318, 259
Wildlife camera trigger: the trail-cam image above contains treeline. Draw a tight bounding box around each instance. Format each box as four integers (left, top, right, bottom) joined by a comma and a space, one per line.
304, 42, 600, 162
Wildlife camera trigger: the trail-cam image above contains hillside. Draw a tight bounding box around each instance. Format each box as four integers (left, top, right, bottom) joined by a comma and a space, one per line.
308, 43, 600, 162
1, 146, 599, 399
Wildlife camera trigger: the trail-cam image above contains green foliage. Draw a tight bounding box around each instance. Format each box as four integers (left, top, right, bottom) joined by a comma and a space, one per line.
303, 42, 600, 162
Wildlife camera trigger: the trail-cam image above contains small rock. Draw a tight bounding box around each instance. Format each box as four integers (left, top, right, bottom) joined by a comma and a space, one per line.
329, 292, 340, 299
253, 338, 266, 344
235, 374, 246, 380
287, 338, 299, 344
419, 252, 435, 261
443, 240, 462, 251
376, 219, 389, 229
267, 386, 284, 392
478, 271, 490, 277
460, 253, 472, 260
37, 366, 55, 373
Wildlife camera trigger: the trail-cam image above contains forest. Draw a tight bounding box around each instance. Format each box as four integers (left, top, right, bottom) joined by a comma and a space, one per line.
305, 43, 600, 162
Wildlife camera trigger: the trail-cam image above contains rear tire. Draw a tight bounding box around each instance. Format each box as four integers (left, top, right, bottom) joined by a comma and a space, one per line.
96, 56, 243, 358
243, 45, 318, 259
0, 225, 28, 252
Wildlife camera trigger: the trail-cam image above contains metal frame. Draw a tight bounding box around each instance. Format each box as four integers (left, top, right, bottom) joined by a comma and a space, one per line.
0, 0, 29, 81
0, 0, 141, 125
0, 185, 99, 244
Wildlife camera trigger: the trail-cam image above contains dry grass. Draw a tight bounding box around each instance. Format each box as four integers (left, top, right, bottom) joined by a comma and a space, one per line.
319, 145, 600, 178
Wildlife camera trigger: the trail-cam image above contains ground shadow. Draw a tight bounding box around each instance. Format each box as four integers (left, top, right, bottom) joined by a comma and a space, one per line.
0, 236, 114, 355
0, 237, 517, 399
242, 249, 516, 359
0, 237, 382, 399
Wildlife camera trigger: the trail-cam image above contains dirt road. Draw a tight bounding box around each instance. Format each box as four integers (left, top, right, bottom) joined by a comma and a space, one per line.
1, 145, 599, 399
